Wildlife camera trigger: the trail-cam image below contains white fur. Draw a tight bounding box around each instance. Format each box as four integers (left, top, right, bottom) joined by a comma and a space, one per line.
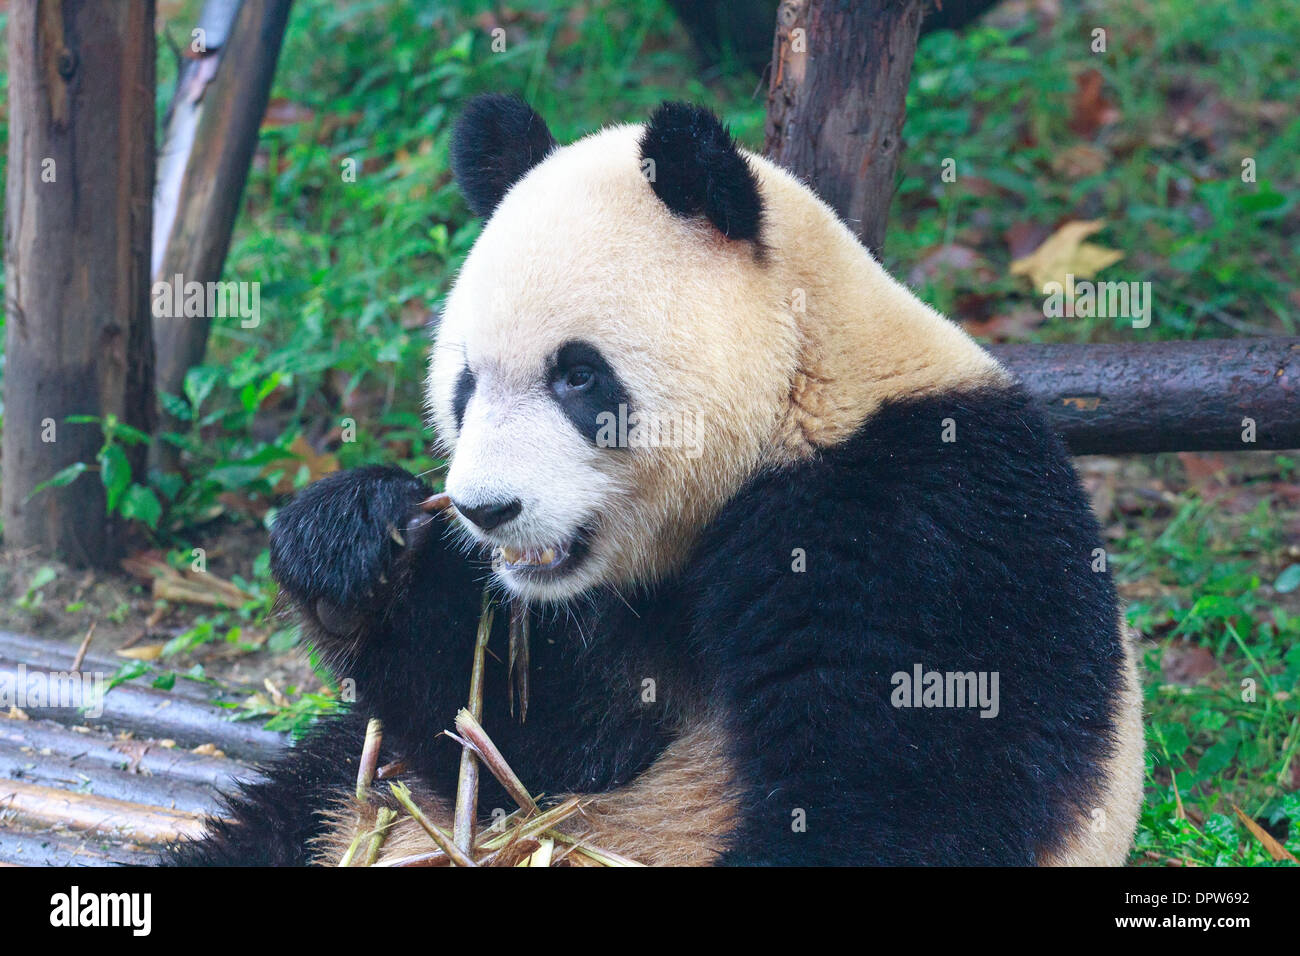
429, 123, 1005, 603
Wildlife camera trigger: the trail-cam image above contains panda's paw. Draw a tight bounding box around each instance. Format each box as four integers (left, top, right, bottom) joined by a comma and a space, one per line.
269, 465, 438, 621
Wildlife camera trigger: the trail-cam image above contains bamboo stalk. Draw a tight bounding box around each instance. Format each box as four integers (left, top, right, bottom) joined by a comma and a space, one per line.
337, 828, 366, 867
509, 600, 530, 721
452, 590, 494, 853
389, 781, 477, 867
361, 807, 397, 866
477, 796, 584, 852
355, 718, 383, 803
452, 709, 538, 815
549, 830, 647, 867
419, 492, 453, 513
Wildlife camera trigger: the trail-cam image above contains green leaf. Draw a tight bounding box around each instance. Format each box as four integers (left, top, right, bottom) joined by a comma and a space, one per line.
28, 566, 58, 592
268, 628, 298, 653
106, 660, 149, 691
24, 461, 89, 502
159, 391, 193, 422
163, 621, 214, 658
119, 485, 162, 530
1198, 736, 1239, 776
99, 444, 131, 511
1274, 564, 1300, 594
110, 421, 152, 446
183, 366, 221, 413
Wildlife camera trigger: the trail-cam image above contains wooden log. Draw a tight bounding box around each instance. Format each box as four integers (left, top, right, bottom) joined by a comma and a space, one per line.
0, 828, 160, 867
0, 734, 226, 815
989, 339, 1300, 454
0, 778, 208, 843
2, 0, 156, 566
0, 658, 288, 762
0, 629, 247, 704
0, 713, 263, 791
764, 0, 927, 257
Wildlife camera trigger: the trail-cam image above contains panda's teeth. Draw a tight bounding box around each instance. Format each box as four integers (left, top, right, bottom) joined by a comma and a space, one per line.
494, 542, 569, 570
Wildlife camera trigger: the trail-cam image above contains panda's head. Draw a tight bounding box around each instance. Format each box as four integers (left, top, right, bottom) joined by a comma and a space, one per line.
429, 94, 1002, 603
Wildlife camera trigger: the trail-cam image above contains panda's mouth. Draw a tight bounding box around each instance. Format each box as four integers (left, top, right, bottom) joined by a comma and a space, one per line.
492, 532, 590, 577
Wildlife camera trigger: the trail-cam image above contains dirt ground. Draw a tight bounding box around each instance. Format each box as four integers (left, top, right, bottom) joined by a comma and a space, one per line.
0, 520, 319, 696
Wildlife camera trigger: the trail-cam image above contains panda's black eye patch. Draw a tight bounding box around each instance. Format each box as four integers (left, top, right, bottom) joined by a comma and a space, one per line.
452, 365, 476, 430
547, 341, 630, 446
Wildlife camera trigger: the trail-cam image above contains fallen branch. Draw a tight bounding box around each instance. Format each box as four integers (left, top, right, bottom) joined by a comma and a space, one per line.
990, 338, 1300, 454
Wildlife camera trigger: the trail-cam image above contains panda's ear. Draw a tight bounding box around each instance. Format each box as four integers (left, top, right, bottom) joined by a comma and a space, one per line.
450, 93, 557, 217
639, 102, 763, 242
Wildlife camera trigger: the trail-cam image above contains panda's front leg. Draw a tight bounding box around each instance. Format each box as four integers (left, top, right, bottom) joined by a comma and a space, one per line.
269, 464, 488, 798
169, 467, 486, 864
268, 465, 445, 654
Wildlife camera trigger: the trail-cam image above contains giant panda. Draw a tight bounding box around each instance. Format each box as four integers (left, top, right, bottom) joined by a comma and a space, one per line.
168, 94, 1144, 866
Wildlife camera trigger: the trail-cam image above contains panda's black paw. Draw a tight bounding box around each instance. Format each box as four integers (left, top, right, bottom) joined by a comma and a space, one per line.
269, 465, 439, 623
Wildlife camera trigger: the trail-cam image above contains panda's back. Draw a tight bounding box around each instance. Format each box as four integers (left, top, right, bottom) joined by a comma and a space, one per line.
682, 381, 1140, 864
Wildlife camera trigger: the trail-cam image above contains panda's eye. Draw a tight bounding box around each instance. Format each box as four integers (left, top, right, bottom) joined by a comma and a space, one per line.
553, 365, 596, 395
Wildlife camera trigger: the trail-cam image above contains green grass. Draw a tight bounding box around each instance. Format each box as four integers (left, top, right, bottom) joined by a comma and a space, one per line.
1, 0, 1297, 863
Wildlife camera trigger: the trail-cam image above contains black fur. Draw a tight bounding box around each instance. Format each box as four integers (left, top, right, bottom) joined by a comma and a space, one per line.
548, 341, 633, 445
692, 384, 1123, 864
452, 365, 475, 430
168, 383, 1123, 866
639, 101, 763, 241
450, 93, 556, 217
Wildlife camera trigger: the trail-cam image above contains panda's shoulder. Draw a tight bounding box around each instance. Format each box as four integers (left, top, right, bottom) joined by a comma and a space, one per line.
686, 382, 1106, 614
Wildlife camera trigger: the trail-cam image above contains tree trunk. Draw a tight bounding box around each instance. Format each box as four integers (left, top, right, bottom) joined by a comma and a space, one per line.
152, 0, 293, 468
3, 0, 156, 567
764, 0, 926, 258
669, 0, 1001, 73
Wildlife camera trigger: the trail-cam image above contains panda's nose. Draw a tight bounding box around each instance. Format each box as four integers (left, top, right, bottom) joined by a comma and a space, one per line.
453, 497, 522, 531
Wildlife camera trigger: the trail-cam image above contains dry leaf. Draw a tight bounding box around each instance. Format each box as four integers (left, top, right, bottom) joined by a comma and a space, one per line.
1009, 219, 1124, 291
961, 306, 1046, 342
115, 644, 165, 661
1051, 143, 1109, 179
1068, 69, 1120, 138
1231, 804, 1299, 863
265, 434, 340, 495
261, 98, 316, 128
1160, 644, 1218, 686
908, 244, 996, 288
121, 552, 256, 609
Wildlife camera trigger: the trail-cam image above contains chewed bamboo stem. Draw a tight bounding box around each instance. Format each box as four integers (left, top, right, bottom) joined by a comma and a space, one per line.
452, 589, 494, 853
452, 709, 538, 814
390, 781, 477, 867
